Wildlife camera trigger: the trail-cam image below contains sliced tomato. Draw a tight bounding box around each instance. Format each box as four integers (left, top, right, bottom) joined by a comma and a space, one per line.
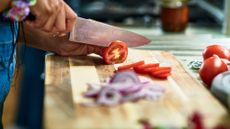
151, 67, 172, 75
150, 67, 172, 79
117, 60, 145, 71
152, 72, 171, 79
102, 40, 128, 64
134, 63, 160, 74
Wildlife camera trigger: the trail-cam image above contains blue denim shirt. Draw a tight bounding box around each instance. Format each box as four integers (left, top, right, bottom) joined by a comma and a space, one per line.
0, 16, 18, 129
0, 18, 18, 104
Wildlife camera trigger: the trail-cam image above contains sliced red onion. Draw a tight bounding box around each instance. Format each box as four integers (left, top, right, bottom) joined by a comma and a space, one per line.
110, 70, 140, 84
119, 83, 144, 95
122, 86, 165, 102
83, 89, 100, 98
83, 70, 165, 106
97, 87, 122, 106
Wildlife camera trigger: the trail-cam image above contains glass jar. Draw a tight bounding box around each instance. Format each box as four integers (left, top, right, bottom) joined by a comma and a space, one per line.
160, 0, 189, 32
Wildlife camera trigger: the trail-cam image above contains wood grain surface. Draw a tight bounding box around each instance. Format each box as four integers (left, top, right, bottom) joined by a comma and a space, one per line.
44, 49, 230, 129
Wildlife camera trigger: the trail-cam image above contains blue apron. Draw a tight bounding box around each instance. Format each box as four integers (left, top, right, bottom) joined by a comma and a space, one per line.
0, 17, 18, 129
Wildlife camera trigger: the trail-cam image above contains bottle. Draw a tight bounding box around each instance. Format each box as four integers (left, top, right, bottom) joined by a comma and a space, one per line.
160, 0, 189, 32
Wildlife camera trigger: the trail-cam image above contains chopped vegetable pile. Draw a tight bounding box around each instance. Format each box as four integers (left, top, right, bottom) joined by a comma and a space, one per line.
117, 60, 172, 79
82, 70, 165, 106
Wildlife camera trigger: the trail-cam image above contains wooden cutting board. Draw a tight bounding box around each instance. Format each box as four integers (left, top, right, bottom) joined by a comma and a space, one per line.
44, 49, 230, 129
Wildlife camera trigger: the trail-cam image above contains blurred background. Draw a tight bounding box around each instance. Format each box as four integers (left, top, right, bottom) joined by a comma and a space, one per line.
66, 0, 226, 33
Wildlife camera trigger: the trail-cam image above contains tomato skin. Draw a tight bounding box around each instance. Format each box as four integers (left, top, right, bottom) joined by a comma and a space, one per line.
151, 72, 171, 79
199, 55, 228, 87
117, 60, 145, 71
102, 40, 128, 64
202, 45, 230, 60
150, 67, 171, 74
150, 67, 172, 79
133, 63, 160, 74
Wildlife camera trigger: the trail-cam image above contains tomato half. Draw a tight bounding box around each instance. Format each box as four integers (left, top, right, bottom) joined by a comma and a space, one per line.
102, 40, 128, 64
202, 45, 230, 60
199, 55, 228, 87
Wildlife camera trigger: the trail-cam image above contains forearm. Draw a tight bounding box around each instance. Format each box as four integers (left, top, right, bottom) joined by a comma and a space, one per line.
0, 0, 11, 13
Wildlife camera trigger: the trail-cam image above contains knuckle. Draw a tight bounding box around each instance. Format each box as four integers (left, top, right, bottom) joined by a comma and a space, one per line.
43, 27, 52, 33
46, 8, 53, 15
55, 1, 63, 11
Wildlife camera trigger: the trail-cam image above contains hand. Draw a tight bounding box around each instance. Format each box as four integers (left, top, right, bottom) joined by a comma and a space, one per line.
26, 0, 77, 33
50, 36, 103, 56
18, 23, 103, 56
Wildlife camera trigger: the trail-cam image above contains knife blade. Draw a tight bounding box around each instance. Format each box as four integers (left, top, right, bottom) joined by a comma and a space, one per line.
69, 17, 151, 47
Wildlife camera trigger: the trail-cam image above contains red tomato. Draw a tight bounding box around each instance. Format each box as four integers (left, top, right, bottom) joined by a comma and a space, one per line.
202, 45, 230, 60
151, 67, 172, 75
150, 67, 172, 79
102, 40, 128, 64
117, 60, 145, 71
152, 72, 171, 79
133, 63, 160, 74
199, 55, 228, 87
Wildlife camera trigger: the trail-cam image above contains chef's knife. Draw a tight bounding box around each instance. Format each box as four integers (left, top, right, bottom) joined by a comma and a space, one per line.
69, 17, 151, 47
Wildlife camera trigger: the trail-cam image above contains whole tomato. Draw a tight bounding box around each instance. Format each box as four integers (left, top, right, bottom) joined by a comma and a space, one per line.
202, 45, 230, 60
199, 55, 228, 87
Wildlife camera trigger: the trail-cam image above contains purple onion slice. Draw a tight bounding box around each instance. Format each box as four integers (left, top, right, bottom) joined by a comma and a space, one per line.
110, 70, 140, 84
97, 87, 122, 106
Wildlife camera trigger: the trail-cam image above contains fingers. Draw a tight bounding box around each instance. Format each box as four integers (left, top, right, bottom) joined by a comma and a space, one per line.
27, 0, 76, 33
65, 3, 77, 32
42, 13, 58, 32
54, 6, 66, 33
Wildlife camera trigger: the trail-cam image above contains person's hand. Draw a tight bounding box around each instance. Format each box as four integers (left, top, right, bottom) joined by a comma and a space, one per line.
51, 35, 103, 56
26, 0, 77, 33
18, 23, 103, 56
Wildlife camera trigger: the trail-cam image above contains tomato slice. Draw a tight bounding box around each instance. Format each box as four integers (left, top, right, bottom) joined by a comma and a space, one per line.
102, 40, 128, 64
151, 67, 172, 75
152, 72, 171, 79
117, 60, 145, 71
134, 63, 160, 74
150, 67, 171, 79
